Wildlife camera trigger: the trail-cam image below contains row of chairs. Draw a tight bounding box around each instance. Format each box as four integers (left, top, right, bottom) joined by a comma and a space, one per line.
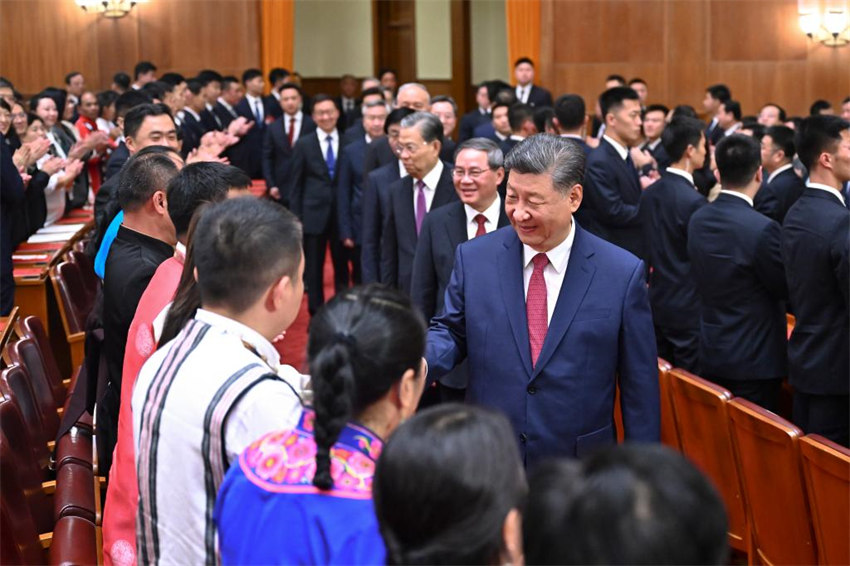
658, 362, 849, 566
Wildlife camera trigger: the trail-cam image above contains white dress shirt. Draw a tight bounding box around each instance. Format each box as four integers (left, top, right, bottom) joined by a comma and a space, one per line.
217, 98, 238, 119
245, 93, 264, 123
463, 195, 502, 240
398, 159, 408, 179
522, 220, 576, 324
516, 84, 530, 104
807, 181, 846, 206
724, 122, 742, 136
284, 111, 304, 144
318, 128, 339, 167
183, 107, 201, 123
665, 167, 696, 188
720, 189, 754, 207
766, 163, 794, 185
603, 134, 629, 160
413, 159, 444, 213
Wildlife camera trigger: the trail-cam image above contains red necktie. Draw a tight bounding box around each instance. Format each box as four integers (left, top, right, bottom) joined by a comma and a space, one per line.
288, 117, 296, 146
474, 214, 487, 237
527, 253, 549, 367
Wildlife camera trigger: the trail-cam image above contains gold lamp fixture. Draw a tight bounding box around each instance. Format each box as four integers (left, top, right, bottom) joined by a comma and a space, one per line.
76, 0, 144, 18
798, 0, 850, 46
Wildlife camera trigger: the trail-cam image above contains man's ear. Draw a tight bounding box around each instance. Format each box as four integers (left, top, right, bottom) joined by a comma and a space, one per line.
152, 190, 168, 216
266, 274, 292, 312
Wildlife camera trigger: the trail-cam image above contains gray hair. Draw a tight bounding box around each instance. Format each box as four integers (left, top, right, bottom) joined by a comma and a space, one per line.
503, 134, 585, 194
362, 98, 388, 111
400, 111, 444, 144
454, 138, 504, 169
397, 82, 430, 98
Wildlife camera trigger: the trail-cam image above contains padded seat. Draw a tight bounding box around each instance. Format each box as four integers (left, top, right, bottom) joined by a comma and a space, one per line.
7, 337, 62, 437
0, 364, 51, 471
800, 434, 850, 566
53, 462, 96, 524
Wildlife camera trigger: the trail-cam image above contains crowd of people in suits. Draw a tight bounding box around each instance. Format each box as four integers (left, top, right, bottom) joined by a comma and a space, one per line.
1, 54, 849, 566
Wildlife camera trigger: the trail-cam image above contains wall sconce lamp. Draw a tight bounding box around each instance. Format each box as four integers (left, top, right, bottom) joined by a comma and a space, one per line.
799, 8, 850, 46
76, 0, 144, 19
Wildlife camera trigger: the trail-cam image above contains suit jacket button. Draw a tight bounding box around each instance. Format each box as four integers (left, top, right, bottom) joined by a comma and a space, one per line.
519, 433, 528, 443
527, 385, 537, 395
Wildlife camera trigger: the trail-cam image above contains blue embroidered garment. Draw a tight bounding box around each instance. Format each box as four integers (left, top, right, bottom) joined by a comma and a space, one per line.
214, 409, 386, 565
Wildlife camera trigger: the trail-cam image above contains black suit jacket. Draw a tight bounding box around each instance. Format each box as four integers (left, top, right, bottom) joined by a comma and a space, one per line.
199, 107, 223, 132
231, 96, 276, 178
213, 101, 238, 130
265, 94, 282, 120
458, 109, 490, 143
687, 193, 788, 380
262, 114, 316, 204
500, 137, 521, 157
781, 188, 849, 395
335, 96, 361, 131
525, 84, 553, 108
341, 122, 365, 148
179, 111, 205, 158
337, 138, 368, 243
579, 138, 645, 259
363, 136, 397, 177
1, 136, 25, 314
104, 141, 129, 182
640, 172, 706, 329
290, 131, 341, 235
754, 166, 805, 224
472, 122, 499, 143
381, 162, 457, 292
561, 135, 591, 156
361, 162, 402, 283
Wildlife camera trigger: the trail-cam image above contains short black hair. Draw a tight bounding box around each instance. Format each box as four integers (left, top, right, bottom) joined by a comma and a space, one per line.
599, 86, 640, 118
606, 74, 627, 85
360, 86, 384, 101
278, 81, 303, 97
64, 72, 82, 85
141, 81, 166, 101
796, 114, 850, 171
378, 67, 397, 80
197, 70, 223, 87
96, 90, 118, 115
844, 96, 850, 105
268, 67, 290, 84
554, 94, 586, 130
221, 75, 240, 91
645, 103, 669, 117
706, 83, 731, 103
809, 99, 833, 116
117, 149, 180, 212
508, 103, 534, 132
159, 73, 186, 87
186, 78, 202, 96
193, 197, 303, 313
671, 104, 698, 119
241, 68, 263, 84
661, 116, 705, 163
114, 90, 152, 120
523, 445, 728, 565
310, 93, 338, 112
166, 162, 249, 238
112, 72, 131, 91
430, 95, 457, 116
715, 134, 762, 189
385, 107, 415, 134
134, 61, 157, 80
123, 102, 173, 139
514, 57, 535, 67
534, 106, 556, 134
721, 100, 742, 121
763, 125, 796, 161
628, 77, 647, 87
761, 103, 787, 122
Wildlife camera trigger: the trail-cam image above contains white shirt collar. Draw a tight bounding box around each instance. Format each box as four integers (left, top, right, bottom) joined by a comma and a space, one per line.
665, 167, 695, 187
398, 159, 408, 178
245, 93, 262, 105
509, 134, 525, 142
724, 122, 742, 136
464, 195, 501, 230
365, 133, 373, 144
285, 110, 303, 122
603, 135, 629, 160
495, 131, 508, 141
420, 159, 444, 190
646, 138, 662, 151
767, 163, 794, 184
560, 133, 583, 140
522, 219, 575, 274
205, 102, 214, 112
217, 97, 235, 112
807, 181, 846, 206
272, 90, 281, 101
183, 107, 201, 121
318, 128, 338, 142
194, 308, 280, 368
720, 189, 754, 207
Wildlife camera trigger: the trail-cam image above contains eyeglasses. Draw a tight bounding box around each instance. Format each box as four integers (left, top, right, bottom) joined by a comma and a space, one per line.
396, 142, 431, 155
451, 168, 490, 179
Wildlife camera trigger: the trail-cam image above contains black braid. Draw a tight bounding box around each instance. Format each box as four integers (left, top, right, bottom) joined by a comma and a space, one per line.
311, 341, 355, 490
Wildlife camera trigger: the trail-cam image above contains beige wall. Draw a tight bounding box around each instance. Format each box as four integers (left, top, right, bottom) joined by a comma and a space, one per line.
293, 0, 374, 77
415, 0, 453, 79
471, 0, 510, 84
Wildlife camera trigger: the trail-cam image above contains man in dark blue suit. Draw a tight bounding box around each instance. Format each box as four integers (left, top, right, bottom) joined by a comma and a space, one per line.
457, 82, 492, 143
473, 101, 511, 144
179, 79, 207, 158
553, 94, 591, 156
412, 138, 510, 403
754, 125, 805, 223
579, 87, 646, 260
640, 117, 707, 373
687, 135, 788, 412
337, 99, 388, 286
230, 69, 275, 179
360, 108, 412, 284
500, 103, 536, 157
381, 112, 457, 293
513, 57, 553, 108
426, 135, 659, 467
639, 104, 672, 173
782, 115, 850, 446
264, 83, 315, 207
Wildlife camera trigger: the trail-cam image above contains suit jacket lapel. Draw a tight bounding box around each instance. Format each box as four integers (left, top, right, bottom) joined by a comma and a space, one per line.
398, 177, 418, 244
497, 204, 510, 228
532, 224, 596, 377
608, 141, 640, 197
445, 203, 468, 249
432, 165, 456, 208
498, 231, 533, 377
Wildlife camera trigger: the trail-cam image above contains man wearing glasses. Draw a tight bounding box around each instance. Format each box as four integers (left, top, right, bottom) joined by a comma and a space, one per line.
381, 112, 456, 292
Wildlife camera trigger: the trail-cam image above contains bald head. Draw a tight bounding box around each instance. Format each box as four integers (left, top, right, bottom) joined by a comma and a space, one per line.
396, 83, 431, 112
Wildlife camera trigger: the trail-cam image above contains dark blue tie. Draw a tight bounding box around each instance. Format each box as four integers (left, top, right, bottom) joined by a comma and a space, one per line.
625, 153, 640, 189
325, 135, 335, 178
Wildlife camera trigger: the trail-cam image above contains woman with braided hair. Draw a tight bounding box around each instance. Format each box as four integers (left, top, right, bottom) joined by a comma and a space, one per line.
215, 284, 427, 565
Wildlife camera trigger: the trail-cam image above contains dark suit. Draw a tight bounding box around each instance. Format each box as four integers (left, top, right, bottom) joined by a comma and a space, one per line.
262, 113, 316, 206
363, 136, 397, 177
361, 162, 402, 284
104, 141, 129, 182
472, 122, 499, 143
641, 140, 671, 172
782, 187, 849, 446
264, 93, 282, 120
341, 122, 365, 148
687, 192, 788, 411
199, 107, 223, 132
561, 135, 591, 156
579, 138, 645, 260
458, 109, 490, 143
290, 130, 345, 314
754, 166, 805, 224
412, 200, 509, 397
213, 101, 238, 130
520, 85, 553, 108
426, 224, 660, 467
381, 162, 457, 293
500, 137, 522, 157
640, 171, 706, 372
179, 111, 205, 158
231, 96, 276, 178
1, 136, 25, 315
335, 96, 361, 131
336, 138, 370, 284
